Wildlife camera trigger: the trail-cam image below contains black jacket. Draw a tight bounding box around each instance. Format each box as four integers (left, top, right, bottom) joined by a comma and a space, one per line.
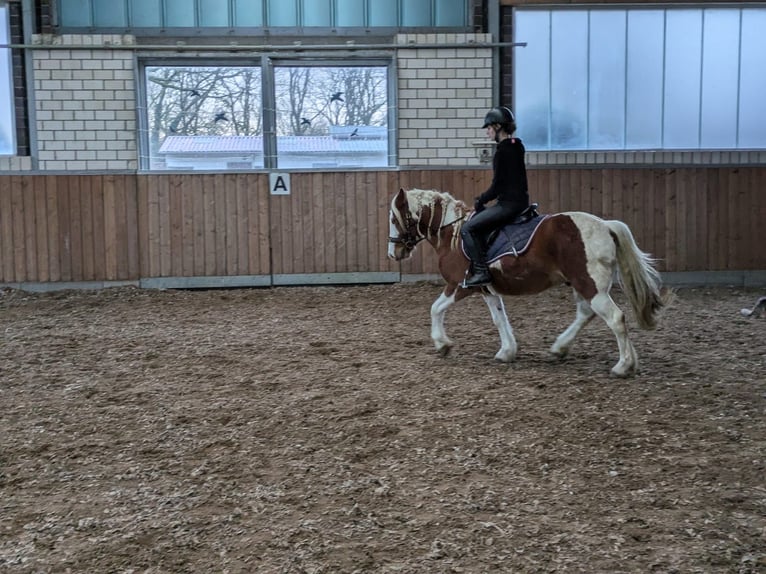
477, 137, 529, 208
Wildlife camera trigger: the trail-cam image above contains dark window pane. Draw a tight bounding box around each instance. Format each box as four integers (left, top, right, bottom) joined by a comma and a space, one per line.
302, 0, 331, 26
129, 0, 162, 27
165, 0, 196, 27
336, 0, 364, 27
59, 0, 92, 26
234, 0, 264, 26
268, 0, 298, 26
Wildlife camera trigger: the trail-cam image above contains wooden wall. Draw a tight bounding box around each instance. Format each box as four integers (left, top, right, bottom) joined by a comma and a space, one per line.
0, 167, 764, 285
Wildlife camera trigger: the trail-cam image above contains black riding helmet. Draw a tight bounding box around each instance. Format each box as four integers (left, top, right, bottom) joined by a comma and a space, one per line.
482, 106, 516, 131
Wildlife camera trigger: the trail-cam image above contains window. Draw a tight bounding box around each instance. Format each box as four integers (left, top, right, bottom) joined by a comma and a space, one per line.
273, 63, 389, 169
514, 7, 766, 151
57, 0, 469, 29
0, 2, 15, 155
141, 60, 392, 171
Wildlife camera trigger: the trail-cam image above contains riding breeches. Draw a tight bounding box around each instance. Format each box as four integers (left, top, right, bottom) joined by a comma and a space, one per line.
460, 202, 526, 264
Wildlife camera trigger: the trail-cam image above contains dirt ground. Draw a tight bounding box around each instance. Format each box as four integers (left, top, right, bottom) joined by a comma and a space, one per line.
1, 282, 764, 574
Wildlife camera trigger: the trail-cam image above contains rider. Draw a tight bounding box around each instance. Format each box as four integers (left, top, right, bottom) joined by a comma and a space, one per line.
460, 106, 530, 287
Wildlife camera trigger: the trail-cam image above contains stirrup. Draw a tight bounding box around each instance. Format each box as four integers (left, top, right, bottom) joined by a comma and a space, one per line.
462, 269, 492, 288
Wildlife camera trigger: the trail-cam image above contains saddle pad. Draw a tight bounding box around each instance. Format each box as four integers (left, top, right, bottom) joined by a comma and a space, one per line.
461, 214, 549, 262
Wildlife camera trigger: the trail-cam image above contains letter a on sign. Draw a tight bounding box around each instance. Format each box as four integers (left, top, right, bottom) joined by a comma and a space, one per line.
269, 173, 291, 195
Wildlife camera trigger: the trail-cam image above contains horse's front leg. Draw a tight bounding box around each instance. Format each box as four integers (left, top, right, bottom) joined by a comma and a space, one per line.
481, 291, 517, 362
430, 288, 457, 356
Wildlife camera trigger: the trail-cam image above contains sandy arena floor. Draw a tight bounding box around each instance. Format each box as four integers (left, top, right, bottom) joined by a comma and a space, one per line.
1, 282, 765, 573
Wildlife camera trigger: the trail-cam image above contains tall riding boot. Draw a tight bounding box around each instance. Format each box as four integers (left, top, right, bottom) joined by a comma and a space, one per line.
460, 228, 492, 287
463, 260, 492, 287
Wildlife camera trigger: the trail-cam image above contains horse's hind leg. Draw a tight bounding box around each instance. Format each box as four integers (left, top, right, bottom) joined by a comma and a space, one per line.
431, 289, 457, 356
481, 292, 517, 362
590, 291, 638, 377
550, 290, 596, 358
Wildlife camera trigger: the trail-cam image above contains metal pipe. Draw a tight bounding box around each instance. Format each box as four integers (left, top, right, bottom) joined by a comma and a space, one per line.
1, 41, 526, 51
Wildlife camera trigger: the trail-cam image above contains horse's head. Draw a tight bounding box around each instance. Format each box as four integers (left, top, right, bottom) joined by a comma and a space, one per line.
388, 188, 421, 261
388, 187, 465, 261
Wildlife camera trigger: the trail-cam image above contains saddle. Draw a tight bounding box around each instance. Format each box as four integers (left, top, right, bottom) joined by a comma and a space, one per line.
461, 203, 548, 263
485, 203, 540, 245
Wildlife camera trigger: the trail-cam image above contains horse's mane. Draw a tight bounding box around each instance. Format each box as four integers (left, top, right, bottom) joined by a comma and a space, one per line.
403, 188, 468, 250
405, 188, 469, 216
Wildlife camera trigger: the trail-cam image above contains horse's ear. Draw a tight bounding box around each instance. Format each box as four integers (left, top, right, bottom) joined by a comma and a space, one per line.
394, 187, 408, 211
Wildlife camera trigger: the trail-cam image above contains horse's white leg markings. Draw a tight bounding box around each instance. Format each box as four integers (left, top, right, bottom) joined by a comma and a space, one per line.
550, 290, 595, 357
430, 291, 456, 355
589, 292, 638, 377
481, 292, 517, 362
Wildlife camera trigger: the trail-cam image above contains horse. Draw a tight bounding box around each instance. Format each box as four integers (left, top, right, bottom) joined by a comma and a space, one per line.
387, 187, 672, 377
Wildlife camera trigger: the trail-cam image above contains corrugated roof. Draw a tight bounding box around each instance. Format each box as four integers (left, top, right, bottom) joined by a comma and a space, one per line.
158, 134, 387, 154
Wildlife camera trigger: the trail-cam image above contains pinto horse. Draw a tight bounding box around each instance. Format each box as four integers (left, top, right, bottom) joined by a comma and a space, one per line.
387, 187, 671, 377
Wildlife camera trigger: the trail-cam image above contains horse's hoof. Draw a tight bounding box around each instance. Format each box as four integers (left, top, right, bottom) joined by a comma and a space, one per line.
609, 366, 635, 378
436, 345, 452, 357
494, 350, 516, 362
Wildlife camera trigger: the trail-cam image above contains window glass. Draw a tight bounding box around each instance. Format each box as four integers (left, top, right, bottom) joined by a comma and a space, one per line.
514, 10, 550, 148
625, 10, 663, 149
739, 9, 766, 148
268, 0, 298, 26
0, 4, 14, 155
129, 0, 162, 27
302, 0, 331, 27
588, 11, 626, 149
550, 10, 587, 148
435, 0, 466, 27
401, 0, 430, 27
59, 0, 92, 26
164, 0, 195, 27
144, 66, 264, 170
234, 0, 264, 26
664, 10, 702, 148
515, 6, 766, 151
368, 0, 397, 27
701, 9, 739, 148
199, 0, 229, 27
335, 0, 364, 27
273, 64, 389, 168
94, 0, 127, 27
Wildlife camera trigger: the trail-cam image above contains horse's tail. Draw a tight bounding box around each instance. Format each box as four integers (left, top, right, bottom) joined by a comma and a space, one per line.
606, 219, 673, 330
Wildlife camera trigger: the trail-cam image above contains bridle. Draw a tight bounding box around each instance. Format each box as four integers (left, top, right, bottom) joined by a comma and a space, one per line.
388, 212, 466, 250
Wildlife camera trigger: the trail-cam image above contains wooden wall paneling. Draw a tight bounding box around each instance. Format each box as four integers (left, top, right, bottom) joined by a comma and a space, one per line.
21, 176, 38, 281
0, 177, 15, 281
136, 174, 149, 277
330, 172, 346, 273
189, 175, 203, 276
662, 169, 678, 271
169, 174, 183, 277
688, 168, 706, 270
32, 176, 49, 281
201, 175, 215, 276
292, 174, 308, 274
649, 170, 666, 267
345, 172, 360, 272
359, 171, 376, 272
727, 168, 744, 270
213, 174, 227, 276
309, 172, 325, 273
79, 175, 94, 280
376, 171, 394, 271
223, 174, 237, 275
124, 175, 139, 280
44, 176, 61, 281
90, 175, 106, 280
56, 176, 72, 281
68, 176, 85, 281
114, 175, 131, 280
234, 174, 249, 275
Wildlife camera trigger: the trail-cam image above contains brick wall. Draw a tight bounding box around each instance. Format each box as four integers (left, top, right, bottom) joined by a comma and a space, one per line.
31, 34, 138, 171
396, 33, 493, 167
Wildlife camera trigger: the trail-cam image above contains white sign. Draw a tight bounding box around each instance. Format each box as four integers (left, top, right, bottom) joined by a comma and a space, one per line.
269, 172, 291, 195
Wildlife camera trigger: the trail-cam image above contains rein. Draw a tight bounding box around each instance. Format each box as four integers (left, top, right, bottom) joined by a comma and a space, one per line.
389, 214, 466, 249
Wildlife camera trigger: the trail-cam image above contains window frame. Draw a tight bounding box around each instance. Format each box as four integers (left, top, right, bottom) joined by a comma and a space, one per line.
137, 53, 397, 172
